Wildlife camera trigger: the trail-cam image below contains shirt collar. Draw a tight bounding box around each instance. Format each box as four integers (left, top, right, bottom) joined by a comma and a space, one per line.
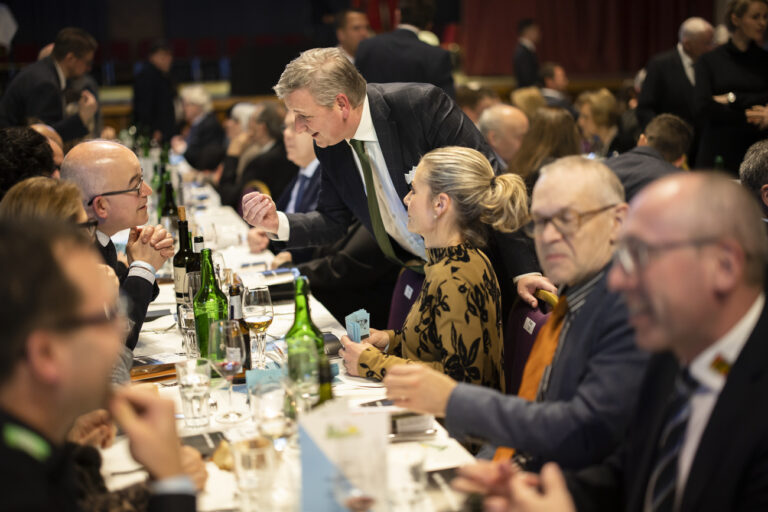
95, 229, 110, 247
52, 59, 66, 91
519, 37, 535, 51
560, 269, 606, 314
677, 42, 694, 68
348, 95, 377, 143
299, 159, 320, 178
689, 293, 765, 392
541, 88, 565, 100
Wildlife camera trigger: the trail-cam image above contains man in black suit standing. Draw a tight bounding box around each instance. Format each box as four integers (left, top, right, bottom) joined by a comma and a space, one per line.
637, 17, 714, 129
243, 47, 554, 310
0, 27, 98, 143
355, 0, 455, 98
457, 172, 768, 512
133, 40, 178, 143
513, 19, 541, 88
61, 141, 174, 353
605, 113, 691, 201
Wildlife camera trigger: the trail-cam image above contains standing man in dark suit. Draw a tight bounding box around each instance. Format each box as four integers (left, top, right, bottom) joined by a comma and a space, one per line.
0, 27, 98, 143
355, 0, 455, 98
61, 141, 173, 353
513, 19, 541, 88
133, 40, 178, 143
605, 113, 691, 201
0, 219, 196, 512
637, 17, 714, 129
243, 47, 554, 310
384, 157, 648, 471
460, 173, 768, 512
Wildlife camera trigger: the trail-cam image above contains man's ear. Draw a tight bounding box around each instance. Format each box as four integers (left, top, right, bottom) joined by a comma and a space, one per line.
25, 330, 63, 385
90, 197, 108, 221
760, 184, 768, 211
336, 93, 352, 119
609, 203, 629, 244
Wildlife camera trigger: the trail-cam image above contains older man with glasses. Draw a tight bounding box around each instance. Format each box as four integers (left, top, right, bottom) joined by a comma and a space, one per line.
383, 156, 648, 472
61, 140, 173, 354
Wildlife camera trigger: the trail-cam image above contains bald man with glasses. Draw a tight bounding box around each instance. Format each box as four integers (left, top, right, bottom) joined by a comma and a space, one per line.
61, 140, 173, 353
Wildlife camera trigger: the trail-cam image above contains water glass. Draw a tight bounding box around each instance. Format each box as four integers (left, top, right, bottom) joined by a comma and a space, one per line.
178, 304, 199, 358
184, 271, 202, 304
248, 380, 292, 443
233, 437, 277, 511
175, 358, 211, 428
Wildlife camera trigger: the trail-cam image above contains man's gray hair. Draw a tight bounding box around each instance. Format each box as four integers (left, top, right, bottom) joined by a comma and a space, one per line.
678, 17, 713, 43
739, 139, 768, 199
539, 155, 626, 204
273, 47, 367, 108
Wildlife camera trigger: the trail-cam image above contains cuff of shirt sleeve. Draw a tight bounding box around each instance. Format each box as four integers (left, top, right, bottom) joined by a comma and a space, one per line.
512, 272, 542, 283
128, 261, 157, 284
149, 475, 197, 495
274, 211, 290, 241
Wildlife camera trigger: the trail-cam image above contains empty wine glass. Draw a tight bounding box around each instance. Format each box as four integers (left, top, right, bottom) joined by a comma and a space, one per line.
243, 286, 274, 370
208, 320, 246, 423
184, 271, 202, 304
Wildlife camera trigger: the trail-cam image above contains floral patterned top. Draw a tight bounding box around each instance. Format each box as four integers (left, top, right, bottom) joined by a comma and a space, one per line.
357, 243, 505, 392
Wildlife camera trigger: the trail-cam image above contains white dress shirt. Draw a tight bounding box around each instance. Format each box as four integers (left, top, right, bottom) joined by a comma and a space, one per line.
96, 229, 156, 285
677, 42, 696, 86
53, 59, 66, 91
285, 158, 320, 214
675, 292, 765, 508
276, 95, 426, 261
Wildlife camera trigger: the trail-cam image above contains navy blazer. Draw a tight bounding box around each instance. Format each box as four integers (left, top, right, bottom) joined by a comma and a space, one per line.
569, 290, 768, 512
637, 48, 695, 129
513, 44, 538, 88
355, 29, 455, 98
0, 56, 88, 142
605, 146, 680, 202
275, 162, 322, 214
183, 112, 225, 171
444, 269, 648, 470
284, 82, 539, 302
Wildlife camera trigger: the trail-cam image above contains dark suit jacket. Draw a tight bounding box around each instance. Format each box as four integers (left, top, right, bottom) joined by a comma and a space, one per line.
605, 146, 680, 202
96, 240, 159, 351
218, 141, 298, 208
183, 112, 225, 171
444, 269, 648, 470
0, 56, 88, 142
132, 62, 178, 142
355, 29, 455, 98
513, 43, 538, 88
284, 83, 539, 306
271, 162, 323, 264
637, 48, 695, 129
569, 292, 768, 512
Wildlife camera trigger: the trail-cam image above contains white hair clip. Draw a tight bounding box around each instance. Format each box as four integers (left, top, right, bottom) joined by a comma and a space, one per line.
405, 166, 418, 185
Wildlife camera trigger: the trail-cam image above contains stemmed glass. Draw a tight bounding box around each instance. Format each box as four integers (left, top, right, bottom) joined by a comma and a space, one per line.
208, 320, 247, 423
286, 334, 319, 416
243, 286, 274, 370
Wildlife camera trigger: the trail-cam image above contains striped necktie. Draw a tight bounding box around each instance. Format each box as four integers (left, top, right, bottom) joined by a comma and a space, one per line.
644, 369, 699, 512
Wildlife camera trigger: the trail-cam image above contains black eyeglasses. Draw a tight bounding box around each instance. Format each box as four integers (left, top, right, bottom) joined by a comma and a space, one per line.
525, 204, 618, 238
86, 175, 144, 206
613, 236, 721, 276
52, 298, 130, 333
77, 219, 98, 236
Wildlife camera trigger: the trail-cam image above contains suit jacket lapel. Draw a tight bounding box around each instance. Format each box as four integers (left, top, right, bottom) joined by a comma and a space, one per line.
680, 301, 768, 512
367, 85, 409, 200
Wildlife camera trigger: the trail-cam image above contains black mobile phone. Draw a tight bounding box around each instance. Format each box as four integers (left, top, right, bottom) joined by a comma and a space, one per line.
359, 398, 395, 407
181, 431, 226, 459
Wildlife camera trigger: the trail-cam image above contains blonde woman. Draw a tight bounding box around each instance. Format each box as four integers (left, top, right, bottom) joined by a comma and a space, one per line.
339, 147, 529, 392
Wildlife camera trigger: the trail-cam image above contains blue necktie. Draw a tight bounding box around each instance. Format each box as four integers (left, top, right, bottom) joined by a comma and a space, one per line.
292, 174, 310, 213
644, 369, 698, 512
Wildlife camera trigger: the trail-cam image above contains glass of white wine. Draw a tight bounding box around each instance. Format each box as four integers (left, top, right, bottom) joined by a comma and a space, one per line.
243, 286, 274, 370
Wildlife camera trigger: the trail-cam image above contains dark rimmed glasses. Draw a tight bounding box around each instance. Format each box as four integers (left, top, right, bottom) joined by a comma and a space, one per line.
52, 297, 130, 333
613, 236, 721, 276
525, 203, 618, 238
86, 175, 144, 206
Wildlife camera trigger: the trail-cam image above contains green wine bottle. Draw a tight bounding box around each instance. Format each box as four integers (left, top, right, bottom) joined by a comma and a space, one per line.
193, 248, 228, 358
316, 358, 334, 406
285, 275, 325, 356
160, 180, 178, 235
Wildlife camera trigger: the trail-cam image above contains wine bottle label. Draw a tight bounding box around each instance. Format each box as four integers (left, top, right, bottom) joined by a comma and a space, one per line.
173, 266, 187, 299
229, 295, 243, 320
193, 239, 204, 252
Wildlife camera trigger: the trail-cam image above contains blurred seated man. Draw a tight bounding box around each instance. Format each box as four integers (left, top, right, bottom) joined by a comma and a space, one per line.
217, 102, 296, 208
0, 27, 98, 143
478, 104, 529, 170
61, 141, 173, 352
740, 139, 768, 224
30, 123, 64, 177
456, 84, 499, 126
0, 218, 196, 511
539, 62, 577, 118
384, 156, 648, 471
171, 85, 225, 170
335, 8, 370, 63
0, 127, 55, 200
467, 172, 768, 512
132, 40, 177, 144
605, 113, 692, 201
223, 102, 258, 146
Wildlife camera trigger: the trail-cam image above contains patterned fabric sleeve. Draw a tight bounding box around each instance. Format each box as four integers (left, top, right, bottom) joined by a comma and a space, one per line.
357, 277, 490, 382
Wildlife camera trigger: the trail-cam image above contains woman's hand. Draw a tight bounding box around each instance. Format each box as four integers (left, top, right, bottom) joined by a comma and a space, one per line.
338, 335, 374, 377
366, 328, 390, 351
